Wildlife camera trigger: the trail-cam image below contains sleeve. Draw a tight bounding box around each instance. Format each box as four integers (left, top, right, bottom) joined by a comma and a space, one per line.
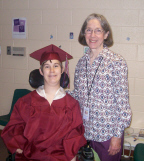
66, 60, 80, 101
113, 59, 132, 138
1, 99, 28, 154
63, 100, 87, 161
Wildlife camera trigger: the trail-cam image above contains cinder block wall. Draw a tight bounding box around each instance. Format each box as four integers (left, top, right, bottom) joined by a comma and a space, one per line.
0, 0, 144, 129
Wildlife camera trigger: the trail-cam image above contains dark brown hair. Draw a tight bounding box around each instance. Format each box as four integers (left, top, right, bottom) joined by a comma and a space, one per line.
78, 13, 113, 47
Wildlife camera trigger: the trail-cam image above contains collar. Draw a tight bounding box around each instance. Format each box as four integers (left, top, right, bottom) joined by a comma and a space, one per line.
36, 85, 66, 100
85, 46, 109, 61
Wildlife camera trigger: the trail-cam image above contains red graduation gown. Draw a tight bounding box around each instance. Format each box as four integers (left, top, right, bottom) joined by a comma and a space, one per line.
1, 90, 86, 161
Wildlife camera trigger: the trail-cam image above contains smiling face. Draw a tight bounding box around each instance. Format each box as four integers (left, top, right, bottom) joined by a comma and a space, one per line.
39, 60, 63, 87
85, 18, 109, 53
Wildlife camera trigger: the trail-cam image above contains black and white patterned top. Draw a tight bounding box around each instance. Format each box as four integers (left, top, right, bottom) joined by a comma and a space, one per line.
68, 47, 132, 142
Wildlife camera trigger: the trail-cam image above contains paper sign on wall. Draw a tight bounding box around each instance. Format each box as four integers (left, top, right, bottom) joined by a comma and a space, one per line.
12, 18, 26, 39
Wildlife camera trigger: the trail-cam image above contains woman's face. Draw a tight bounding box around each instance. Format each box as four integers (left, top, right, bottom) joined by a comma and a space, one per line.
39, 60, 63, 87
85, 18, 109, 52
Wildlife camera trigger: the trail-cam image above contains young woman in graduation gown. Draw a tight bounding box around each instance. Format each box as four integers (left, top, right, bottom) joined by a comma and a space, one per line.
1, 44, 87, 161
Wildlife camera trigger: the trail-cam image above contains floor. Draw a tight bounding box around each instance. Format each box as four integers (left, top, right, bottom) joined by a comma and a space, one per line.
121, 156, 134, 161
0, 130, 9, 161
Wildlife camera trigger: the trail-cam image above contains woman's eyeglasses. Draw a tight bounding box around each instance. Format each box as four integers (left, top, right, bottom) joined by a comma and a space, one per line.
85, 28, 103, 35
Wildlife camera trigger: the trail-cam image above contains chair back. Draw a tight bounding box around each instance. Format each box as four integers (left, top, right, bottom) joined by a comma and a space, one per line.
9, 89, 31, 115
134, 143, 144, 161
0, 89, 31, 126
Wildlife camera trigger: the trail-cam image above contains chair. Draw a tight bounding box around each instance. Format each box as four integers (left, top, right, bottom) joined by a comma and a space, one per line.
134, 143, 144, 161
0, 89, 31, 126
29, 69, 69, 89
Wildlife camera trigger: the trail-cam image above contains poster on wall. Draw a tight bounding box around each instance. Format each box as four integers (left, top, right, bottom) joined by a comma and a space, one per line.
12, 18, 26, 39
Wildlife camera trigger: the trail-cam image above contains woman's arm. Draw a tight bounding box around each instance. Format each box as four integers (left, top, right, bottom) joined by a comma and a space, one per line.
63, 100, 87, 160
113, 59, 132, 138
1, 99, 27, 154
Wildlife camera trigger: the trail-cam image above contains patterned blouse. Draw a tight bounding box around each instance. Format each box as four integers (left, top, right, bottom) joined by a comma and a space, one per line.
68, 47, 132, 142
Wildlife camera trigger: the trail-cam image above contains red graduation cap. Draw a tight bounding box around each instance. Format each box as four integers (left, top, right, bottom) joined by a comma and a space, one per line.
30, 44, 73, 65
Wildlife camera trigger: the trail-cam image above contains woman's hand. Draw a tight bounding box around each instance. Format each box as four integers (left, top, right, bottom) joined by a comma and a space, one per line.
108, 137, 121, 155
71, 156, 76, 161
16, 148, 23, 154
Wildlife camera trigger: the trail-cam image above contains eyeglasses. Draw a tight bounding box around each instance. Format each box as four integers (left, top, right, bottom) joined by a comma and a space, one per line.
85, 28, 103, 35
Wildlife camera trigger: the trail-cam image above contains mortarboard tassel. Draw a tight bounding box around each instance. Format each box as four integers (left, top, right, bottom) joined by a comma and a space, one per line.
64, 55, 70, 88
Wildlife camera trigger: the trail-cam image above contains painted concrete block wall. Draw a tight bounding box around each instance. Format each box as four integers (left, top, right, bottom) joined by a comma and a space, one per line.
0, 0, 144, 129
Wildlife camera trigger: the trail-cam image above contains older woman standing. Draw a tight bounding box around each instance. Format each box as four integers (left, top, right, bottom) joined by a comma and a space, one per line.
68, 13, 132, 161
